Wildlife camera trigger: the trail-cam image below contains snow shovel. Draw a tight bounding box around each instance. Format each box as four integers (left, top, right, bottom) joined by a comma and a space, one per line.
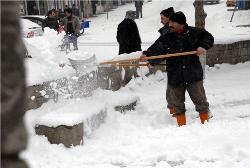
99, 51, 197, 67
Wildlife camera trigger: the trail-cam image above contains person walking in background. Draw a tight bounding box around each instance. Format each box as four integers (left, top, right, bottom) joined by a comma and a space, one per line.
116, 10, 142, 85
135, 0, 143, 19
141, 12, 214, 126
116, 10, 141, 54
92, 0, 98, 15
72, 4, 80, 17
44, 9, 59, 31
61, 8, 80, 52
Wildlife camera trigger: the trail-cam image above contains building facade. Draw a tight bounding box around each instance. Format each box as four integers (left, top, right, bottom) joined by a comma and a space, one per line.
20, 0, 134, 18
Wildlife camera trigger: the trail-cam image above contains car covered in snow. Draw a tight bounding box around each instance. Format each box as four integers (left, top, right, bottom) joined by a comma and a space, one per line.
21, 15, 46, 30
20, 18, 43, 38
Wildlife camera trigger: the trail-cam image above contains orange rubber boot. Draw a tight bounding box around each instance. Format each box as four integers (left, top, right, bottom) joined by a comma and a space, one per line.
199, 112, 209, 124
176, 113, 186, 126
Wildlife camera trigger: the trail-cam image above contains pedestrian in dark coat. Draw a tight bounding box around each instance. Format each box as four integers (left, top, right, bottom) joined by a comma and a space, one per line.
135, 0, 143, 18
141, 12, 214, 126
72, 4, 80, 17
116, 10, 142, 55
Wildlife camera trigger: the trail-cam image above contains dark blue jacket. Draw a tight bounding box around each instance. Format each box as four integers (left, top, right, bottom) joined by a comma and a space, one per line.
158, 25, 171, 36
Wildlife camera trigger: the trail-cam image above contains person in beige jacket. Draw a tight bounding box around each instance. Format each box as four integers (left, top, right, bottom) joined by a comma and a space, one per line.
61, 8, 80, 51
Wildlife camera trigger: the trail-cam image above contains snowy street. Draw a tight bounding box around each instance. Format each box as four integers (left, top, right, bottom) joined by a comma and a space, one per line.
22, 1, 250, 168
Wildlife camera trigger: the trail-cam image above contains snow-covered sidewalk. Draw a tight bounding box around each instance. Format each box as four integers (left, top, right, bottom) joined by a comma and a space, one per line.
23, 62, 250, 168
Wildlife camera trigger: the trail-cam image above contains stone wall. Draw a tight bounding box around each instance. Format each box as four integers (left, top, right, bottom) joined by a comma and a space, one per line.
207, 40, 250, 66
25, 85, 49, 111
35, 123, 84, 147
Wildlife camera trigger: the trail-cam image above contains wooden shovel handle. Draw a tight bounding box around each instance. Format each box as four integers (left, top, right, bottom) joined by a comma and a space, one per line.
145, 51, 197, 60
112, 63, 149, 67
111, 63, 167, 67
99, 51, 197, 65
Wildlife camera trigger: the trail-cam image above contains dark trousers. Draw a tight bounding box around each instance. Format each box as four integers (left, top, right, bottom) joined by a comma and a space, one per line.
170, 80, 209, 114
135, 7, 142, 18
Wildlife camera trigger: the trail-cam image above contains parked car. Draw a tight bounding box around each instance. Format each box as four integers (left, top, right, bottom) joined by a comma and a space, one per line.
204, 0, 220, 4
20, 18, 43, 38
226, 0, 236, 6
21, 15, 46, 30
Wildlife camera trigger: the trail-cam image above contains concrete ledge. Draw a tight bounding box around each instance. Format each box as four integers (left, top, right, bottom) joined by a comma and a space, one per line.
26, 85, 49, 111
26, 99, 107, 147
34, 108, 107, 147
114, 100, 138, 113
35, 123, 83, 147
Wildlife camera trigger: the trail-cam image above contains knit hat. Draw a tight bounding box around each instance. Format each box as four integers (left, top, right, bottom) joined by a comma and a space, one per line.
169, 11, 186, 25
160, 7, 174, 18
125, 10, 136, 20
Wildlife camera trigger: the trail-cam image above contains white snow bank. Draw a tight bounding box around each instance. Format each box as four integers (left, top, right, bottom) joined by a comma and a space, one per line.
67, 51, 96, 61
110, 51, 143, 61
25, 98, 107, 133
25, 28, 75, 86
92, 88, 140, 107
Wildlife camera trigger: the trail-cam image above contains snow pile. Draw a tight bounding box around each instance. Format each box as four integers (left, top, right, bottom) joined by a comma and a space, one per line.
25, 98, 107, 134
24, 28, 75, 86
92, 88, 140, 107
25, 89, 140, 133
110, 51, 143, 61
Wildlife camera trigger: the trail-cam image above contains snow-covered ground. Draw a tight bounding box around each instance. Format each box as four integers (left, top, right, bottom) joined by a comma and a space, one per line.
23, 62, 250, 168
22, 0, 250, 167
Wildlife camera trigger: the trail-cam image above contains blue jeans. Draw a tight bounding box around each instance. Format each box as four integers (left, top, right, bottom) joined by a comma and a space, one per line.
61, 34, 78, 50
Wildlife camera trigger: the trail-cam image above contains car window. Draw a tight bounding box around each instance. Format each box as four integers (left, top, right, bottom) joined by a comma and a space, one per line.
30, 19, 43, 27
